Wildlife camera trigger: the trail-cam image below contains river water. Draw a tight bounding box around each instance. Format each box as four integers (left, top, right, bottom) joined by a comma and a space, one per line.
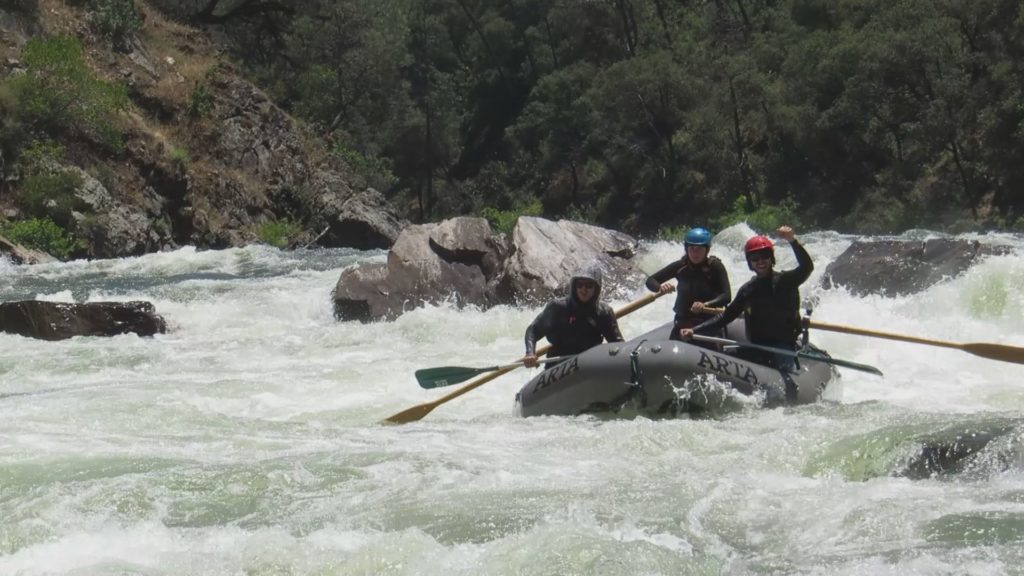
1, 225, 1022, 575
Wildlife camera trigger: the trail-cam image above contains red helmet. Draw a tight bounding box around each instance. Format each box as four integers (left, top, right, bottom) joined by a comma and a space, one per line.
744, 236, 773, 253
744, 235, 775, 270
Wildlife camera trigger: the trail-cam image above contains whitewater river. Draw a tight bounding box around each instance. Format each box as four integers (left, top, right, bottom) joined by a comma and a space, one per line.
1, 225, 1022, 575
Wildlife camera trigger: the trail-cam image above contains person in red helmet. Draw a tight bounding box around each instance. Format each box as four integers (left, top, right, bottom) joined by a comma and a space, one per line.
679, 225, 813, 400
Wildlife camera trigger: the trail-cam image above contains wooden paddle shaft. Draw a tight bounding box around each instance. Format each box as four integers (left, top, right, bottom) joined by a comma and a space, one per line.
704, 308, 977, 349
700, 306, 967, 349
699, 308, 1022, 365
807, 319, 1024, 364
808, 319, 964, 350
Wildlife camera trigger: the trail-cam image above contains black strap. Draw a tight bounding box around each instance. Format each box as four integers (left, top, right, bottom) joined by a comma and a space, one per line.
609, 340, 649, 411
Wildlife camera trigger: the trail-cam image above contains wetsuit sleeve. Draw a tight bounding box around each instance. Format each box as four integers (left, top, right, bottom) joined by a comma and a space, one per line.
705, 258, 732, 307
600, 305, 624, 343
524, 302, 557, 355
691, 282, 749, 334
779, 240, 814, 286
645, 260, 684, 292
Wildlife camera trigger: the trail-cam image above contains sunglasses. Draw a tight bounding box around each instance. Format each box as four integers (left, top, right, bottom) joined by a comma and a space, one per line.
748, 253, 772, 262
576, 281, 597, 289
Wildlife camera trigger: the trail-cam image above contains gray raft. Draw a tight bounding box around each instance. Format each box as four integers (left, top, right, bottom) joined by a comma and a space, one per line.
514, 319, 840, 417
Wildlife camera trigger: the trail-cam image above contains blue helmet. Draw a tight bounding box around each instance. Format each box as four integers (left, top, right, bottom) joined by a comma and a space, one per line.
684, 227, 712, 247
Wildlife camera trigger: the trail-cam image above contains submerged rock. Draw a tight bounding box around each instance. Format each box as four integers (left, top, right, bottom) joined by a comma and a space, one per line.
805, 416, 1023, 481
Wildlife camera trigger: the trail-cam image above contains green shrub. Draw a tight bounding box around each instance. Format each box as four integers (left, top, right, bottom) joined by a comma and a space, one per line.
712, 196, 803, 235
481, 200, 543, 234
565, 201, 598, 225
0, 84, 26, 178
331, 142, 398, 191
188, 81, 214, 118
1, 217, 83, 260
19, 170, 85, 226
168, 146, 190, 167
259, 220, 304, 249
18, 138, 65, 171
14, 140, 85, 226
653, 225, 688, 242
9, 35, 129, 149
835, 189, 910, 234
88, 0, 143, 49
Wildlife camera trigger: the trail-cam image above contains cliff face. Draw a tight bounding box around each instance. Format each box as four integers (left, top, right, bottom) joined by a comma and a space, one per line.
0, 0, 403, 260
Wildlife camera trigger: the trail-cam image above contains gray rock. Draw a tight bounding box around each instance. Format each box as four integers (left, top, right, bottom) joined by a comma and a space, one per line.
67, 166, 113, 211
504, 217, 640, 304
0, 300, 167, 340
332, 216, 643, 321
823, 239, 1012, 296
313, 183, 403, 250
75, 204, 161, 257
428, 217, 507, 279
333, 222, 490, 321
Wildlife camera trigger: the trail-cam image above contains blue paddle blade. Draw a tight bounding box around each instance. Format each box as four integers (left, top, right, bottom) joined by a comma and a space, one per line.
796, 350, 883, 376
415, 366, 500, 389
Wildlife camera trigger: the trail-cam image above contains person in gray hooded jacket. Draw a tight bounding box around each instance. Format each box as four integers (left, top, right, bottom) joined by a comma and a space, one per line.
523, 264, 624, 367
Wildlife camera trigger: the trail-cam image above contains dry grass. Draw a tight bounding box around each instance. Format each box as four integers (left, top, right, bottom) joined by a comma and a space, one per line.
136, 2, 220, 111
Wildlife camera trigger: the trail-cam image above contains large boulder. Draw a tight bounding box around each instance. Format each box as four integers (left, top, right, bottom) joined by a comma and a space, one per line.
333, 218, 502, 321
823, 239, 1012, 296
0, 300, 167, 340
309, 180, 404, 250
502, 217, 640, 303
332, 216, 643, 322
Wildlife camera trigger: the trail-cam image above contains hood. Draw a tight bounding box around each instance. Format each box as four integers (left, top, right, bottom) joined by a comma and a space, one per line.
568, 264, 604, 304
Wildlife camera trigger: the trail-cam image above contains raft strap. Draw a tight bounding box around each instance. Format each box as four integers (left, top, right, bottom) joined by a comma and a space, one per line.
609, 340, 649, 411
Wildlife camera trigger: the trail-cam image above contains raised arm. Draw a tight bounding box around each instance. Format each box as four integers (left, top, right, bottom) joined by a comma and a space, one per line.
777, 226, 813, 285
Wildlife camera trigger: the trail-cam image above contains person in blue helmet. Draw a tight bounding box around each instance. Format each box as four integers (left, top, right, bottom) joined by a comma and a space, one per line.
524, 264, 624, 368
645, 227, 732, 342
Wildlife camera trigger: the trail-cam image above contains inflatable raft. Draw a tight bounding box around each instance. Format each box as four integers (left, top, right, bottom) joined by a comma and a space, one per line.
514, 319, 840, 417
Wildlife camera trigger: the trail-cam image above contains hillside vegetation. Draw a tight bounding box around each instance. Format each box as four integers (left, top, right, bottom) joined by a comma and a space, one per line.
0, 0, 399, 261
168, 0, 1021, 236
2, 0, 1023, 263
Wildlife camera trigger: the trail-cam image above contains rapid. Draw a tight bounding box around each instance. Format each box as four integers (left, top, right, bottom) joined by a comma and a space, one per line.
1, 225, 1022, 575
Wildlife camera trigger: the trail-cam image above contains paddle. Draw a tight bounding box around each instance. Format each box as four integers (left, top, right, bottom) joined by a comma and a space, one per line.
416, 356, 571, 389
703, 306, 1024, 366
382, 291, 664, 425
692, 334, 884, 376
805, 320, 1024, 366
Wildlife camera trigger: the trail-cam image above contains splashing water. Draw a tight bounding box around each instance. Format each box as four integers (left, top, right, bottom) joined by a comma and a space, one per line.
1, 230, 1023, 575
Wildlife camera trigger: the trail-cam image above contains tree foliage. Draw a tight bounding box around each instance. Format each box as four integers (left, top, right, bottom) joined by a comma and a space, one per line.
1, 217, 83, 260
151, 0, 1024, 233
